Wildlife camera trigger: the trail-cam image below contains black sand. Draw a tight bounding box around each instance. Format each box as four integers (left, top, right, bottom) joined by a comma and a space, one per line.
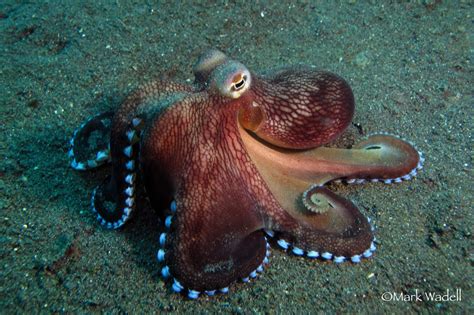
1, 1, 472, 313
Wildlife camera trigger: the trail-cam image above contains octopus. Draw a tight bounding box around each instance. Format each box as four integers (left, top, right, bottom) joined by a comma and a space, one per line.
69, 49, 423, 298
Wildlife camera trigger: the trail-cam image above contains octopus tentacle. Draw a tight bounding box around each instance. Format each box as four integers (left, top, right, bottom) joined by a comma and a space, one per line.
155, 195, 269, 298
338, 133, 424, 185
69, 111, 113, 170
239, 128, 422, 187
91, 117, 142, 229
137, 82, 271, 296
92, 81, 194, 228
266, 185, 375, 262
336, 134, 423, 183
239, 125, 419, 262
236, 71, 423, 266
269, 232, 376, 264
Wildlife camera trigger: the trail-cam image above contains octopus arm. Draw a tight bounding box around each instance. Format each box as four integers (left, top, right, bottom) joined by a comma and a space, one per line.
69, 111, 114, 171
159, 186, 268, 292
239, 126, 422, 258
140, 93, 269, 292
90, 81, 194, 228
273, 186, 374, 258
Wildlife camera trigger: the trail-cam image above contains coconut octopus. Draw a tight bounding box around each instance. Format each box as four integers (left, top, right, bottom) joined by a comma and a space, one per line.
69, 49, 423, 298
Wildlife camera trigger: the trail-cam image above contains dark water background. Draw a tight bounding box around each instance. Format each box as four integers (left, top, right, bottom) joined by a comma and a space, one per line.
1, 1, 472, 313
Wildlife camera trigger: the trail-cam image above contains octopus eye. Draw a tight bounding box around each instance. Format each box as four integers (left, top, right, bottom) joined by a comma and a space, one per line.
232, 74, 247, 91
211, 60, 251, 99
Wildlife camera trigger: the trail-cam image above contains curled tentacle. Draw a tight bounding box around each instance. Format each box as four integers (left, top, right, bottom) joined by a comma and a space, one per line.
69, 111, 113, 171
271, 186, 375, 263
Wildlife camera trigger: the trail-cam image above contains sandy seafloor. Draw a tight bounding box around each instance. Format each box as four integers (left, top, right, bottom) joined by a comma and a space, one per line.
1, 1, 473, 314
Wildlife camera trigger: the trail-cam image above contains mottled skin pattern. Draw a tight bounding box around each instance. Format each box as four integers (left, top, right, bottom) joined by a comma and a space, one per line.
95, 81, 194, 224
249, 68, 355, 149
70, 49, 422, 296
143, 91, 269, 289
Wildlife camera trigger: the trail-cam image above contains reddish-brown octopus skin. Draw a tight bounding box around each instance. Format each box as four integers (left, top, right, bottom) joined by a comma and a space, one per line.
139, 66, 369, 290
245, 68, 355, 149
141, 92, 269, 290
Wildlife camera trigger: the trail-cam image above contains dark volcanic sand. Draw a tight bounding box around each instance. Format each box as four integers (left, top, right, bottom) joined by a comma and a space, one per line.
1, 1, 472, 313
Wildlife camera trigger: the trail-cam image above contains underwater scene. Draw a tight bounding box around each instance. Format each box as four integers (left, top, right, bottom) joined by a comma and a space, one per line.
1, 1, 472, 313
